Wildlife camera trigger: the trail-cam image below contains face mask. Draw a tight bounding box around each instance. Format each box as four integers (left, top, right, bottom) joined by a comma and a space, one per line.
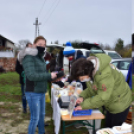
37, 46, 45, 53
46, 60, 50, 65
81, 78, 90, 82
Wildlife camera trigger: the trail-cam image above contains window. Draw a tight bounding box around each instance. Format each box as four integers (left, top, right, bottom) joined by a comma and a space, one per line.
0, 40, 2, 46
112, 62, 118, 67
108, 52, 121, 59
90, 48, 104, 54
86, 51, 90, 57
118, 61, 131, 70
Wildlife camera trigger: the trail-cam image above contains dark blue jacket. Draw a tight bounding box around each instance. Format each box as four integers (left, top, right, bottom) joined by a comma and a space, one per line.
126, 62, 132, 89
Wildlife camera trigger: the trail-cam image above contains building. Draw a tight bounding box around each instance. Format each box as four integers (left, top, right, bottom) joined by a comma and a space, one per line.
0, 34, 15, 57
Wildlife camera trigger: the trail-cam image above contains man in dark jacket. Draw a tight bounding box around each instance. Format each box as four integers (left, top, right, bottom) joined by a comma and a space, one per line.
15, 43, 32, 113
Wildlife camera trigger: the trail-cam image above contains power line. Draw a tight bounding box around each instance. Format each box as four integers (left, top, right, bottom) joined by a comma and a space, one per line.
42, 0, 60, 26
42, 0, 57, 21
37, 0, 47, 17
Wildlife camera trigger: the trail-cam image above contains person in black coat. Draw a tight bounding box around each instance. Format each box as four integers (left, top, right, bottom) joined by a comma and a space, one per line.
15, 43, 32, 113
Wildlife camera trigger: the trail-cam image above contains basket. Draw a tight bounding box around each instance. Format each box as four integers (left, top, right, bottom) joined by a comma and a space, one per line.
72, 109, 92, 116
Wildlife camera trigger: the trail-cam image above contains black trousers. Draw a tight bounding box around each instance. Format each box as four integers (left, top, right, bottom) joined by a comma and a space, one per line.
105, 107, 130, 128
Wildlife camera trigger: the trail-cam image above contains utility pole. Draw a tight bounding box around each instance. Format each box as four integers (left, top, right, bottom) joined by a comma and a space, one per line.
33, 18, 41, 38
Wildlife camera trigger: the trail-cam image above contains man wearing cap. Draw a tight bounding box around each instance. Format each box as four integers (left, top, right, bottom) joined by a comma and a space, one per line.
63, 42, 85, 72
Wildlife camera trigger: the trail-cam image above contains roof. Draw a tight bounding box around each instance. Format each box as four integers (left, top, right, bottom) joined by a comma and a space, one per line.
46, 44, 64, 48
111, 58, 131, 62
75, 48, 89, 51
104, 50, 116, 52
0, 34, 14, 45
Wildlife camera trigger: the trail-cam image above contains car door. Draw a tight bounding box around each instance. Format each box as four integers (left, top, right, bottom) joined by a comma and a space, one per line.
46, 45, 64, 71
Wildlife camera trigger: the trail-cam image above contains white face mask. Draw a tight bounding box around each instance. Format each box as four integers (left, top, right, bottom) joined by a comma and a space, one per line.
81, 78, 90, 82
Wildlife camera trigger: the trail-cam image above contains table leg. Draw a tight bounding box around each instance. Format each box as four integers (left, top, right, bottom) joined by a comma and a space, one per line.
93, 120, 96, 134
63, 121, 65, 134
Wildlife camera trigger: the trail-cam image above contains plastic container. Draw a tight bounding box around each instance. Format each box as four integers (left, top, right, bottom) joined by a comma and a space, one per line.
75, 82, 83, 97
72, 109, 92, 116
64, 82, 69, 87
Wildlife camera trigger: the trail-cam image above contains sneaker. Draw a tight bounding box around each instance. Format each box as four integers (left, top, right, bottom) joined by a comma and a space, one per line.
23, 109, 27, 114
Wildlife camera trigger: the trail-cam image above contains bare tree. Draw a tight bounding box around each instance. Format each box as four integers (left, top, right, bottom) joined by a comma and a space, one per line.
18, 39, 31, 49
54, 40, 59, 44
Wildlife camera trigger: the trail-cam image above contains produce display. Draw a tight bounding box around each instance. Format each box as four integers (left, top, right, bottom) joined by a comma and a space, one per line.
52, 81, 83, 97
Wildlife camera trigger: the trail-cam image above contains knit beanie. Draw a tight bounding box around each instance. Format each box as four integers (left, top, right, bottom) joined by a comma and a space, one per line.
63, 42, 76, 56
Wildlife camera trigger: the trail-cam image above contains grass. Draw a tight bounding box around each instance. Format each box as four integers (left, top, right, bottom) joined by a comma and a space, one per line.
0, 72, 21, 102
0, 72, 90, 134
1, 72, 132, 133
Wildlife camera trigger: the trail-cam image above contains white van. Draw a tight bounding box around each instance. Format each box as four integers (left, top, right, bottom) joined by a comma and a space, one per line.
46, 43, 105, 75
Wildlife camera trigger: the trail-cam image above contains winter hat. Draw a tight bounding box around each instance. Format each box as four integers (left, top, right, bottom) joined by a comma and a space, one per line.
63, 42, 76, 57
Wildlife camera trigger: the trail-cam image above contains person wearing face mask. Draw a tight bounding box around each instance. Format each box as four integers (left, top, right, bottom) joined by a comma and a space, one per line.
63, 42, 87, 90
15, 43, 33, 114
70, 54, 132, 128
22, 36, 57, 134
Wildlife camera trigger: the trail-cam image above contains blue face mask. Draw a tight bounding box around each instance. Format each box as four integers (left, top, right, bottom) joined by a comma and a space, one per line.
46, 60, 50, 65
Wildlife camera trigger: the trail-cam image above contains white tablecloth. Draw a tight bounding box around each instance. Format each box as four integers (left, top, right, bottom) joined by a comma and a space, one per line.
51, 88, 61, 134
51, 88, 101, 134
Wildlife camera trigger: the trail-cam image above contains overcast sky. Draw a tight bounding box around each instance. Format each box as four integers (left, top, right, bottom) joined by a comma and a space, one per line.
0, 0, 132, 47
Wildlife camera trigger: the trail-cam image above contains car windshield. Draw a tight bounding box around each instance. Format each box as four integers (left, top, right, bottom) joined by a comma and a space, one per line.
108, 52, 121, 59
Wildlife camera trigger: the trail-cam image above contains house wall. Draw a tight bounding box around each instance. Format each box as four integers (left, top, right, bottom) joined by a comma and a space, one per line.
6, 41, 14, 49
0, 58, 16, 72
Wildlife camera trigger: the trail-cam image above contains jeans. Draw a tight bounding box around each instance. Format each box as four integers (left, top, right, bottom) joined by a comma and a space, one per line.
21, 84, 27, 110
25, 92, 46, 134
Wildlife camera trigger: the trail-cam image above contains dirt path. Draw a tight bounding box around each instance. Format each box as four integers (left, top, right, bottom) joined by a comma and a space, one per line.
0, 102, 51, 134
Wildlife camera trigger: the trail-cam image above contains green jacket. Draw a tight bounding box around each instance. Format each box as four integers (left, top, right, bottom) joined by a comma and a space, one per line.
80, 54, 132, 114
22, 53, 51, 93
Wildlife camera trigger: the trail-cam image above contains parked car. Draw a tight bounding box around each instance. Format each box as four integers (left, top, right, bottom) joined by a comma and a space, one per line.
111, 58, 131, 79
46, 43, 105, 75
104, 50, 122, 60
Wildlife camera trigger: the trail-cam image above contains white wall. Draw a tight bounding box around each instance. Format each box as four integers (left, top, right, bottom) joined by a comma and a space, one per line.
0, 51, 14, 58
6, 41, 14, 49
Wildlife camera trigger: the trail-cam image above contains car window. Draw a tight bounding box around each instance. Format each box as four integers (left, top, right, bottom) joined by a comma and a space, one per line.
112, 62, 118, 67
108, 52, 121, 59
86, 51, 90, 57
118, 61, 130, 70
90, 47, 104, 54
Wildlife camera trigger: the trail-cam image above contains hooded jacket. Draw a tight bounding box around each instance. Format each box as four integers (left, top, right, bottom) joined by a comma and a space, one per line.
80, 54, 132, 114
20, 47, 51, 93
16, 47, 38, 84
